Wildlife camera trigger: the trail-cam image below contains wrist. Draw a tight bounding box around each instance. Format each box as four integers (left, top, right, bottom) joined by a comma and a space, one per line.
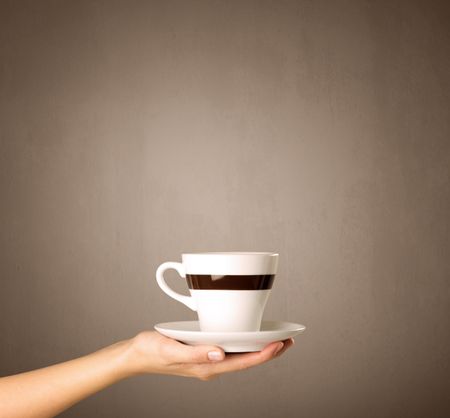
104, 338, 136, 381
115, 334, 154, 378
119, 331, 164, 377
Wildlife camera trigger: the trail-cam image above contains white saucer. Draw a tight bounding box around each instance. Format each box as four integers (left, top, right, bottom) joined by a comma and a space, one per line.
154, 320, 306, 352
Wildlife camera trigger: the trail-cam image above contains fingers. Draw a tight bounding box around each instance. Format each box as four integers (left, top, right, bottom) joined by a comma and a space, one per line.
202, 341, 284, 376
274, 338, 294, 357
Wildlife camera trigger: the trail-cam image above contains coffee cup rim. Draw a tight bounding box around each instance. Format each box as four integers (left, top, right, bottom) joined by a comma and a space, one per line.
181, 252, 278, 275
182, 252, 278, 256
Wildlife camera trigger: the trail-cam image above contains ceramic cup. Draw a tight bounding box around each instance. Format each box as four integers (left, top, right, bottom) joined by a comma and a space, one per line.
155, 252, 278, 332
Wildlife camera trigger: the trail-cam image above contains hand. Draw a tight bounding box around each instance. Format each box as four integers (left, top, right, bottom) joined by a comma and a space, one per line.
124, 331, 294, 381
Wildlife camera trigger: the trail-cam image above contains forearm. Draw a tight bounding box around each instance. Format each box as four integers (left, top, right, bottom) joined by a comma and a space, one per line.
0, 339, 133, 418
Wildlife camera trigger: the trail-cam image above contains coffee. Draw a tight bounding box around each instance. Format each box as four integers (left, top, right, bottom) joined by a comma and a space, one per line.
186, 274, 275, 290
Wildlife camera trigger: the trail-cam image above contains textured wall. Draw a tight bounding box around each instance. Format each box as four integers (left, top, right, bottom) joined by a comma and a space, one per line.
1, 1, 449, 417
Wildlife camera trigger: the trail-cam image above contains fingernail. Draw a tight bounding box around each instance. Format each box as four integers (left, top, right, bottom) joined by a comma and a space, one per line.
208, 351, 223, 361
274, 342, 284, 355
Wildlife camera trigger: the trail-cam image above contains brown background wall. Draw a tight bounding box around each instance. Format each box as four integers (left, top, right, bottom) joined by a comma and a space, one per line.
1, 1, 449, 417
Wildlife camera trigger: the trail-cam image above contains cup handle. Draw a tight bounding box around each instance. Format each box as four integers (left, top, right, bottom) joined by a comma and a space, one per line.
156, 262, 197, 311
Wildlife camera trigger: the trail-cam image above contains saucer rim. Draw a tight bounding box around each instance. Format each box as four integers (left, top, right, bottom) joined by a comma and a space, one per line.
154, 320, 306, 336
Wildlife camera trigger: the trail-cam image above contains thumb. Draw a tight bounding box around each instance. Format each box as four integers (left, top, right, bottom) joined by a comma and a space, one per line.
176, 344, 226, 364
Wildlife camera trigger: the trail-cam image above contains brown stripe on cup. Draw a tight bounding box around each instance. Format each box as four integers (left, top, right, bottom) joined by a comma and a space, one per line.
186, 274, 275, 290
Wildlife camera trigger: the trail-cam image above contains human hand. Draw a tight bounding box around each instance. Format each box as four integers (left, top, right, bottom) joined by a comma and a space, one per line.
123, 331, 294, 381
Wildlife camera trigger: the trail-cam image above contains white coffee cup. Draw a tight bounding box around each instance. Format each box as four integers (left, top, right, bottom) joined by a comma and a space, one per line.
155, 252, 279, 332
